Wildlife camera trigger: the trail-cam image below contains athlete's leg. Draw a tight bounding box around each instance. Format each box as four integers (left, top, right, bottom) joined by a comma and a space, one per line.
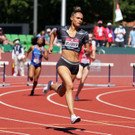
30, 66, 41, 95
50, 66, 76, 116
29, 65, 35, 81
76, 64, 83, 80
76, 65, 89, 98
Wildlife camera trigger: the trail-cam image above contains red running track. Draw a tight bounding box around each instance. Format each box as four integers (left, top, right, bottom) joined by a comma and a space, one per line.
0, 77, 135, 135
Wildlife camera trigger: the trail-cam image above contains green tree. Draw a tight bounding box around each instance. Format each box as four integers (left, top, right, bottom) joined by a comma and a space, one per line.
0, 0, 135, 34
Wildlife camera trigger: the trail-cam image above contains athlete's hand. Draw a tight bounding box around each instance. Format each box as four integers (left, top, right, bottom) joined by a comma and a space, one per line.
48, 46, 53, 54
84, 48, 90, 56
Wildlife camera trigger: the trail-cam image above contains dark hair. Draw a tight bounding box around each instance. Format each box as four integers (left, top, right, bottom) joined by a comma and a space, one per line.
71, 6, 82, 16
31, 36, 45, 46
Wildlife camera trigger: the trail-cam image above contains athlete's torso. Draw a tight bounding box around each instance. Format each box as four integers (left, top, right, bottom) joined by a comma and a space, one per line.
57, 26, 89, 53
31, 45, 44, 64
79, 43, 93, 64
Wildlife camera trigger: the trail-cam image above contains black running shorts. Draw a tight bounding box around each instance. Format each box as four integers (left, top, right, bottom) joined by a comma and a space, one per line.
56, 56, 79, 75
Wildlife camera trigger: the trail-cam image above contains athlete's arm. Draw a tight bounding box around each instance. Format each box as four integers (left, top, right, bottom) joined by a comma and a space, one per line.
48, 29, 57, 54
42, 48, 48, 60
84, 43, 90, 57
90, 44, 96, 61
24, 46, 33, 62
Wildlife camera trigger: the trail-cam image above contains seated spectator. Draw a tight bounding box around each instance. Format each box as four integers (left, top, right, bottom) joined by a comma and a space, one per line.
0, 27, 13, 45
93, 20, 105, 47
45, 28, 51, 43
37, 30, 49, 45
12, 38, 25, 76
128, 25, 135, 48
114, 23, 126, 47
105, 22, 114, 47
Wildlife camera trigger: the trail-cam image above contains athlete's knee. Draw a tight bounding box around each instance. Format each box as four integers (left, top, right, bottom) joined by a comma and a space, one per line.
76, 73, 82, 80
66, 83, 74, 91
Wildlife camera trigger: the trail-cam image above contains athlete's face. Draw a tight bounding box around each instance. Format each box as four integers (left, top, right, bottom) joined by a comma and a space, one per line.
88, 34, 93, 43
71, 12, 83, 27
37, 37, 44, 45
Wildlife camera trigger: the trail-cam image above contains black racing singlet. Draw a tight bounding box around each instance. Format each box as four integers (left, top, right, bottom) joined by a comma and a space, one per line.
56, 26, 89, 53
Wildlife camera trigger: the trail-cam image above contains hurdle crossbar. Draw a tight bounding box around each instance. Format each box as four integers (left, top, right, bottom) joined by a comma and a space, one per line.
130, 63, 135, 86
25, 62, 56, 86
0, 61, 10, 87
25, 62, 115, 87
84, 62, 115, 87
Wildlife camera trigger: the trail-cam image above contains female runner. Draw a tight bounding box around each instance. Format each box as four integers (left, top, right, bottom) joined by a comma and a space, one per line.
24, 36, 48, 95
75, 33, 96, 101
43, 7, 90, 124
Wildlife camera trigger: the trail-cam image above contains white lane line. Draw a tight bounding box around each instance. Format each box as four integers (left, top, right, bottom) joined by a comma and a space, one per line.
1, 87, 135, 132
47, 91, 135, 120
0, 89, 112, 135
96, 89, 135, 111
47, 93, 135, 129
0, 129, 30, 135
0, 117, 111, 135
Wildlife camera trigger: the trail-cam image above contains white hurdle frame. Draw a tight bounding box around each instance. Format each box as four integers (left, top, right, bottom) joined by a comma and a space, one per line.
84, 63, 115, 87
0, 61, 10, 87
25, 62, 57, 86
25, 62, 115, 87
130, 63, 135, 86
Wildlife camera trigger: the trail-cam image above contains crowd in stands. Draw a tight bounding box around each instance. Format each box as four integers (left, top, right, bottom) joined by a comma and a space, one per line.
0, 22, 135, 76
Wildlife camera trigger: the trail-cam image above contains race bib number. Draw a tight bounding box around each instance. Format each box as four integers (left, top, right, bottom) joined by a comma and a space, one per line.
98, 32, 102, 37
81, 58, 90, 64
108, 33, 112, 38
65, 38, 79, 48
33, 58, 41, 64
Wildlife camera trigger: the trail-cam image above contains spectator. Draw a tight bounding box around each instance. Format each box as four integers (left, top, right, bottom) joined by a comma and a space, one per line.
128, 25, 135, 48
105, 22, 114, 47
37, 30, 49, 45
12, 38, 25, 76
37, 30, 46, 37
114, 22, 126, 47
93, 20, 105, 47
45, 28, 51, 43
0, 27, 13, 45
0, 46, 4, 60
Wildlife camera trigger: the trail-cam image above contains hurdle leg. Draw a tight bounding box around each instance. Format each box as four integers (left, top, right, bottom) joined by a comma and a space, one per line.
108, 64, 111, 87
2, 63, 5, 86
133, 65, 135, 86
27, 63, 30, 86
56, 71, 58, 84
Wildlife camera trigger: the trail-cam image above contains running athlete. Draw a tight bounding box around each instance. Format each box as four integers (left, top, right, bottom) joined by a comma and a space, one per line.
43, 7, 90, 124
75, 33, 96, 101
24, 37, 48, 96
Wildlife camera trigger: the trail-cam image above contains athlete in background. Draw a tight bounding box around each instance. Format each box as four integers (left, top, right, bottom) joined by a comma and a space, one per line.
24, 37, 48, 96
75, 33, 96, 101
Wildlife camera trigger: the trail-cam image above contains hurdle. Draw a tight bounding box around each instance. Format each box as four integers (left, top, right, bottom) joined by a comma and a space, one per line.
0, 61, 10, 87
55, 62, 115, 87
25, 61, 115, 87
25, 61, 57, 86
84, 62, 115, 87
130, 63, 135, 86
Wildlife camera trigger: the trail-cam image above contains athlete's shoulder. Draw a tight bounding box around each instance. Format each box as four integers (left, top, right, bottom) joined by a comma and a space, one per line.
58, 26, 68, 31
78, 28, 88, 35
